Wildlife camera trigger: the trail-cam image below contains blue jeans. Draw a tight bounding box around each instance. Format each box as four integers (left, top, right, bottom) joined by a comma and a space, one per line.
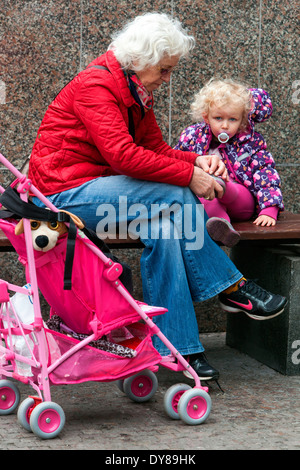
33, 176, 242, 356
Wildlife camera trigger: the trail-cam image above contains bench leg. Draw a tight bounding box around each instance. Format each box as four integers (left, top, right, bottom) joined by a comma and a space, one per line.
226, 243, 300, 375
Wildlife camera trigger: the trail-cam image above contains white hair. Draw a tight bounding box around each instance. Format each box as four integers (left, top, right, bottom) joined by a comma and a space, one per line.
108, 12, 195, 71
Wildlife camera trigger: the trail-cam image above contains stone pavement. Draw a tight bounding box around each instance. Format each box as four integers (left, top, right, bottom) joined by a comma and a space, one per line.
1, 333, 299, 451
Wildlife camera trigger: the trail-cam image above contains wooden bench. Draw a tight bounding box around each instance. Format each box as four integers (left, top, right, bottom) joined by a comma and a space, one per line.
3, 155, 298, 247
0, 228, 144, 252
1, 210, 300, 251
232, 211, 300, 244
0, 210, 299, 376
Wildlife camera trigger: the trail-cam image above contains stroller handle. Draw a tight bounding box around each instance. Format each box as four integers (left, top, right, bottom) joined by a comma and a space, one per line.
0, 153, 124, 276
0, 152, 58, 212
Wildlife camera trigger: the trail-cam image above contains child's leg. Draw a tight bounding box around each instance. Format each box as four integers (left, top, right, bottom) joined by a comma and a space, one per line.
202, 181, 255, 247
221, 181, 255, 221
199, 180, 255, 222
200, 181, 255, 247
199, 190, 237, 247
198, 197, 230, 221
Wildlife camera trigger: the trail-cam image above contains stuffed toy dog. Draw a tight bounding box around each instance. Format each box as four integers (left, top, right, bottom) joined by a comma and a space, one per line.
14, 211, 84, 252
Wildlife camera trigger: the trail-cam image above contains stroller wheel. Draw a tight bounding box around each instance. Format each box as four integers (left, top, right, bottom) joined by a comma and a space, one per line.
17, 397, 36, 432
29, 401, 65, 439
0, 379, 20, 415
116, 379, 125, 393
123, 369, 158, 403
164, 383, 192, 420
177, 388, 211, 425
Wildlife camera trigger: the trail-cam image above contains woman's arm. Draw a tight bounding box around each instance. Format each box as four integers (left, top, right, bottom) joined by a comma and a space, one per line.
74, 80, 196, 186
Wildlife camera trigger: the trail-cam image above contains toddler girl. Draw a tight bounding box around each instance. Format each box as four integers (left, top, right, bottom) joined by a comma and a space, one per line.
175, 78, 284, 247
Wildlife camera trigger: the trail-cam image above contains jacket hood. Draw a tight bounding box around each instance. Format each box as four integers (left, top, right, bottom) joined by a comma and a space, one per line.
248, 88, 273, 124
233, 88, 273, 141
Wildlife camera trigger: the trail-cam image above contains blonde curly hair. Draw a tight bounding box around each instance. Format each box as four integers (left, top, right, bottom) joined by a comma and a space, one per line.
191, 78, 253, 131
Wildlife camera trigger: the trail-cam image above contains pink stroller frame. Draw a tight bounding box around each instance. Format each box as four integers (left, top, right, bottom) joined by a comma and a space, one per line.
0, 152, 211, 439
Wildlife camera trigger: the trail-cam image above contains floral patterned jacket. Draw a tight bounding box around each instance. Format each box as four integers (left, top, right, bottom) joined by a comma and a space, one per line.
175, 88, 284, 217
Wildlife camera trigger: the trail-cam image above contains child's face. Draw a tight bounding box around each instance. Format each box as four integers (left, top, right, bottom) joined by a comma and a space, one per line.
204, 103, 244, 141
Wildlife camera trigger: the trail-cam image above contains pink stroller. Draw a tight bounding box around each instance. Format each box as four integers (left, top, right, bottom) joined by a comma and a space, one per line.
0, 152, 211, 439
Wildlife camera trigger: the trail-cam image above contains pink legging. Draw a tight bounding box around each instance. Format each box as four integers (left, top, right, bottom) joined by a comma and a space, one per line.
199, 180, 255, 222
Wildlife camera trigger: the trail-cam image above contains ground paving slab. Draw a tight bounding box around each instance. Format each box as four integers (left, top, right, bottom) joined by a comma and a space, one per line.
0, 333, 299, 451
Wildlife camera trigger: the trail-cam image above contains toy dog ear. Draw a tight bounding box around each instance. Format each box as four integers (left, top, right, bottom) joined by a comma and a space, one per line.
59, 210, 85, 229
56, 222, 68, 236
15, 219, 24, 235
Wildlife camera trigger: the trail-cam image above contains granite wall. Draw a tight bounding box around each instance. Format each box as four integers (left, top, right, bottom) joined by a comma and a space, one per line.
0, 0, 299, 331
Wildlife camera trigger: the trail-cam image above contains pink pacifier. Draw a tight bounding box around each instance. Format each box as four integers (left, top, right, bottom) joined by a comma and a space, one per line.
218, 132, 229, 143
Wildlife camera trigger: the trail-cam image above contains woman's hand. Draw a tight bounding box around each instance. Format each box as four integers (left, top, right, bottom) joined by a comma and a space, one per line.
195, 155, 229, 181
189, 166, 225, 200
253, 215, 276, 226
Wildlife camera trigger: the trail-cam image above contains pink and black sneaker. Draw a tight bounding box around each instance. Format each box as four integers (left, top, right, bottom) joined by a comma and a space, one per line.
219, 279, 287, 320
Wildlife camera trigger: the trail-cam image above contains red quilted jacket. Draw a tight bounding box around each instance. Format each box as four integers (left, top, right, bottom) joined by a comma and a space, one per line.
29, 50, 198, 196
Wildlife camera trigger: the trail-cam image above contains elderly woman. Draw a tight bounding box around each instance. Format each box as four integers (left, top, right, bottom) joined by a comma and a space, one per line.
29, 13, 286, 381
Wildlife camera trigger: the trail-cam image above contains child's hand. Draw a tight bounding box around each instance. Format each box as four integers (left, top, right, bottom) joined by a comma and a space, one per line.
253, 215, 276, 226
195, 155, 229, 181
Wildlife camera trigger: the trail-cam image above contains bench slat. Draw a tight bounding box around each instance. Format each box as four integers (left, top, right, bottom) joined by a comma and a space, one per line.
233, 211, 300, 241
0, 211, 299, 250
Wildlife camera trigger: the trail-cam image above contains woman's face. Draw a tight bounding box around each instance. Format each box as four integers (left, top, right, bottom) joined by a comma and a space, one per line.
135, 56, 180, 92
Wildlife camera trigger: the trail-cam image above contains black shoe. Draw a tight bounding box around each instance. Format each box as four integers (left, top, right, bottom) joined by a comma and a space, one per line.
219, 279, 287, 320
183, 352, 220, 381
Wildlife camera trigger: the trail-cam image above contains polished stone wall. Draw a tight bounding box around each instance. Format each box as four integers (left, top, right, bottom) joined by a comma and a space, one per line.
0, 0, 299, 331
